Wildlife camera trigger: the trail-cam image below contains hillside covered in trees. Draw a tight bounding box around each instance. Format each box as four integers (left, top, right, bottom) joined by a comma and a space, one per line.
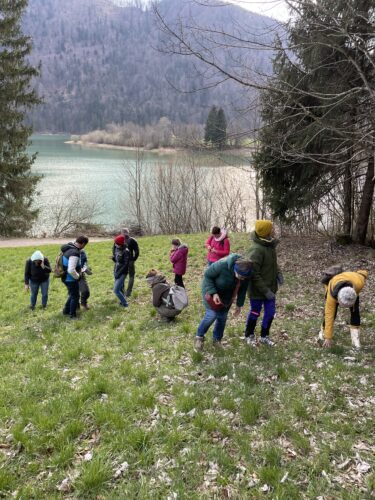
24, 0, 278, 133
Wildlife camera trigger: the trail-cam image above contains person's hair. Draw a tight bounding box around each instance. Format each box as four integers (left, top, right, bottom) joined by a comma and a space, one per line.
146, 269, 158, 278
122, 227, 130, 236
171, 238, 181, 246
76, 235, 89, 245
211, 226, 221, 235
234, 258, 253, 276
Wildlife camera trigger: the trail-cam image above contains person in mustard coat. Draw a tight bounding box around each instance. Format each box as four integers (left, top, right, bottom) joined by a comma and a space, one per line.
319, 267, 368, 349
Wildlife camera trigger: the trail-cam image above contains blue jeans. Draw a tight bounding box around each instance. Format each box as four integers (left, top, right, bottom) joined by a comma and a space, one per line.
196, 306, 229, 341
29, 279, 49, 308
114, 274, 128, 306
246, 298, 276, 336
63, 280, 80, 317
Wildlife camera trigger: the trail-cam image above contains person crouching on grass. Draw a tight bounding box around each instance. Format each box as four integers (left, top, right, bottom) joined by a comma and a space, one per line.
318, 267, 368, 349
194, 255, 253, 352
169, 238, 188, 288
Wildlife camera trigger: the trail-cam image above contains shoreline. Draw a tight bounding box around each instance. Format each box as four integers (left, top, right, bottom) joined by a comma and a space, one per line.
65, 140, 254, 156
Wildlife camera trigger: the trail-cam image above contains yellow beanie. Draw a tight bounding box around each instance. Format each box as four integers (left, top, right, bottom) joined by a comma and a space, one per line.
255, 220, 273, 238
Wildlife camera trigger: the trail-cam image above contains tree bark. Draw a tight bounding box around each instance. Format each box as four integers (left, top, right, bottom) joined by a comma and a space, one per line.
343, 163, 352, 236
355, 155, 375, 244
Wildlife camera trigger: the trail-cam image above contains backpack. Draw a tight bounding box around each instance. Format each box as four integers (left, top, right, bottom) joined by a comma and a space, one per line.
53, 251, 66, 278
165, 285, 189, 311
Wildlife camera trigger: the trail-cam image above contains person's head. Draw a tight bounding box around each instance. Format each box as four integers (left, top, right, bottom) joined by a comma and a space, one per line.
211, 226, 221, 236
146, 269, 159, 287
114, 235, 126, 246
337, 286, 357, 308
31, 250, 44, 266
171, 238, 181, 249
75, 235, 89, 249
255, 220, 273, 238
233, 258, 253, 280
122, 227, 130, 236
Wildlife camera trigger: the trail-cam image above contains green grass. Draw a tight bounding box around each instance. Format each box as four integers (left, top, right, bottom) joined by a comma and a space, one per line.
0, 233, 374, 498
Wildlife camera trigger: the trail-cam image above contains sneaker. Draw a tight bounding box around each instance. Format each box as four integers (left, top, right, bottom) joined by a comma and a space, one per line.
259, 337, 275, 347
246, 335, 257, 347
81, 304, 90, 310
69, 315, 79, 321
194, 336, 204, 352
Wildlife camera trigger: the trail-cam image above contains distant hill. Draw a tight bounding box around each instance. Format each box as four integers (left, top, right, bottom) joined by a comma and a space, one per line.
24, 0, 278, 133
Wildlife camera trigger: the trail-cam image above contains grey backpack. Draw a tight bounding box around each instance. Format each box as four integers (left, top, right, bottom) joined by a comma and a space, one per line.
165, 285, 189, 311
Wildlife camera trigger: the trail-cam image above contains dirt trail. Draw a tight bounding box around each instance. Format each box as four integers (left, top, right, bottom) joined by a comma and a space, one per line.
0, 238, 111, 248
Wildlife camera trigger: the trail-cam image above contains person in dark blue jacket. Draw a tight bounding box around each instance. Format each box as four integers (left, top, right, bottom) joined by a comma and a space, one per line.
61, 235, 89, 319
79, 249, 92, 310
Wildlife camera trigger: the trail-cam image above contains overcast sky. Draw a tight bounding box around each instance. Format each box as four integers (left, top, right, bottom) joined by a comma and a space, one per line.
229, 1, 290, 21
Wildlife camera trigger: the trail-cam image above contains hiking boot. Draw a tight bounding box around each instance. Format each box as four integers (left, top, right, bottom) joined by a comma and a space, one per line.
213, 339, 223, 348
69, 315, 79, 321
194, 336, 204, 352
259, 336, 275, 347
246, 335, 257, 347
81, 304, 90, 310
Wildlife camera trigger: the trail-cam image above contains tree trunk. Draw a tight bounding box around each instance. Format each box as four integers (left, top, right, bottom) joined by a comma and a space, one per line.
343, 163, 352, 235
355, 155, 375, 244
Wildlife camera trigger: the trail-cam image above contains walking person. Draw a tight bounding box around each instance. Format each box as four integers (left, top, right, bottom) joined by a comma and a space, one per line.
61, 235, 89, 320
194, 254, 253, 351
122, 227, 139, 297
24, 250, 51, 310
169, 238, 188, 288
79, 249, 92, 310
205, 226, 230, 266
112, 235, 130, 308
318, 267, 368, 349
244, 220, 282, 347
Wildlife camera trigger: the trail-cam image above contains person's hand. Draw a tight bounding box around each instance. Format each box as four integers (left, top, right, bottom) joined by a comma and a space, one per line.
233, 306, 241, 317
207, 245, 211, 251
24, 284, 29, 292
265, 290, 275, 300
213, 293, 222, 305
323, 338, 333, 348
277, 271, 284, 285
211, 248, 217, 253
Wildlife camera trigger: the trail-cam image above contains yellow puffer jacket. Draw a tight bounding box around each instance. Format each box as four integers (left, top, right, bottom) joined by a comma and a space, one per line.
323, 270, 368, 339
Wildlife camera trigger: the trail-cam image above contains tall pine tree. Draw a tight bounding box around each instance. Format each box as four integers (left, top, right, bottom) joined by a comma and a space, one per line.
0, 0, 41, 235
204, 106, 227, 148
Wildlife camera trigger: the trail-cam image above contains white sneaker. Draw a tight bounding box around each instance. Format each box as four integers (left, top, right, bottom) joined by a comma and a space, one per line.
259, 337, 275, 347
318, 328, 324, 342
350, 327, 361, 349
246, 335, 257, 347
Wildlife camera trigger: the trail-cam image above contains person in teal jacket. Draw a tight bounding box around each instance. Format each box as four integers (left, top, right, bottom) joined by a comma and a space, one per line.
194, 254, 253, 351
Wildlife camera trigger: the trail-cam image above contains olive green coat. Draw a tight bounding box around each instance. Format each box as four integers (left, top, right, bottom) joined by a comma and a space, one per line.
247, 231, 279, 299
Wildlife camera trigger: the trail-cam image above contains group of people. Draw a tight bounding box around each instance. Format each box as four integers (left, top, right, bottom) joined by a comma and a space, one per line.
24, 221, 369, 350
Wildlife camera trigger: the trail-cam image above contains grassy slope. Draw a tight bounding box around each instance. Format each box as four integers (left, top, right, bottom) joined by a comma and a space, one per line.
0, 234, 374, 498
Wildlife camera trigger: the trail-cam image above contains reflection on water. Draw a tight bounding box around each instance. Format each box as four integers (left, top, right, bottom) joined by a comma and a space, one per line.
29, 134, 256, 232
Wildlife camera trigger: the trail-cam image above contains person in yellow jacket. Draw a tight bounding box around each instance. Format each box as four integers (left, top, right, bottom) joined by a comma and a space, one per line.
318, 267, 368, 349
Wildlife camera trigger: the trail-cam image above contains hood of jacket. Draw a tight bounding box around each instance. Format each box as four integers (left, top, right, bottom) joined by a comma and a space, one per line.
250, 230, 279, 248
61, 242, 78, 253
225, 253, 243, 270
150, 274, 167, 286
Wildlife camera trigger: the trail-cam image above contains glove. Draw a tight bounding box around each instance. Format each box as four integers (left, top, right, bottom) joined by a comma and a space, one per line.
85, 266, 93, 275
277, 271, 284, 285
265, 290, 275, 300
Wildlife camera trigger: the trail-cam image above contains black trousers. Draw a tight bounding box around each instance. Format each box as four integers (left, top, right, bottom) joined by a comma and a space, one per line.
323, 296, 360, 328
174, 274, 185, 288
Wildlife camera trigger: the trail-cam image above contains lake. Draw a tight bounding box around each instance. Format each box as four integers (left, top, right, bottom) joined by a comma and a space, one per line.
29, 134, 256, 234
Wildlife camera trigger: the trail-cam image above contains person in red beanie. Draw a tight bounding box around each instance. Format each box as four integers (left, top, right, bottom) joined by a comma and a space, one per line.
112, 235, 130, 307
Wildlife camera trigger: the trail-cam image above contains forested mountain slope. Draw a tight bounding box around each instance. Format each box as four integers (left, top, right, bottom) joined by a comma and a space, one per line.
25, 0, 277, 133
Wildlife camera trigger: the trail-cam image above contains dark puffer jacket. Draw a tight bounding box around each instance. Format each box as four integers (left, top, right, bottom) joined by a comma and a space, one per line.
202, 253, 250, 310
247, 231, 279, 299
112, 245, 130, 279
24, 258, 51, 284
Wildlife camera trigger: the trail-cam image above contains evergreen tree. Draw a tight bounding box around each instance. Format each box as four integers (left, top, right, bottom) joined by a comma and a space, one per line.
0, 0, 41, 236
254, 0, 375, 243
204, 105, 217, 144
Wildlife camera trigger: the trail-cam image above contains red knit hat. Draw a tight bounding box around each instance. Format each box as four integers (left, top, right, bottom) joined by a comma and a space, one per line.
114, 235, 125, 245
